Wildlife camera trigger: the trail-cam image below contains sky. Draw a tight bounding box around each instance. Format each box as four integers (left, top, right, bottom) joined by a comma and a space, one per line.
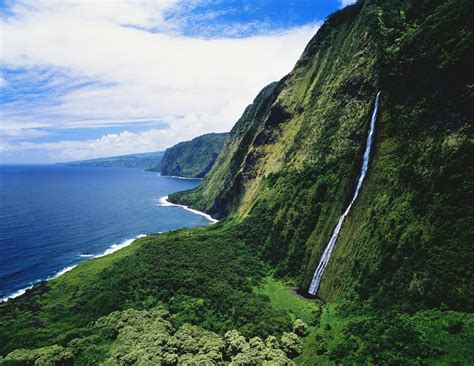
0, 0, 357, 163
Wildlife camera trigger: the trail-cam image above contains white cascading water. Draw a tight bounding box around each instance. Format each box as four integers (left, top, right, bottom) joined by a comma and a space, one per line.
308, 92, 381, 295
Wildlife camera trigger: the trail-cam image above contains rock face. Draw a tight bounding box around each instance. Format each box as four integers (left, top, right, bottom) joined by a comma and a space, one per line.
148, 133, 229, 178
172, 0, 473, 309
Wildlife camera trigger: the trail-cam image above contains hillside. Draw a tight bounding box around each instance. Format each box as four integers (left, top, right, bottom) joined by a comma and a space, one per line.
147, 133, 229, 178
171, 0, 473, 308
59, 151, 164, 169
1, 0, 473, 364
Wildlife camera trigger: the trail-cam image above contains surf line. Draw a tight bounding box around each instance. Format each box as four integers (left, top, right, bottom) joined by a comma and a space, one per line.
0, 234, 148, 303
158, 196, 219, 224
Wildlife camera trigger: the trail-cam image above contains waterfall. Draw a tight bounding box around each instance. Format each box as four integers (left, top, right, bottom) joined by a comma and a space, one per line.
308, 92, 381, 295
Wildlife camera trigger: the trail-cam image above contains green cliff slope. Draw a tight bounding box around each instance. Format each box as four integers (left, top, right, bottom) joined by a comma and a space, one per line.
173, 0, 473, 310
148, 133, 229, 178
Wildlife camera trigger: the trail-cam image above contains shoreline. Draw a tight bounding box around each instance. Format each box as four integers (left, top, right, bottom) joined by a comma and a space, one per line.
0, 264, 78, 303
0, 233, 148, 303
0, 195, 217, 303
0, 175, 215, 304
158, 195, 219, 223
161, 174, 202, 181
145, 171, 203, 181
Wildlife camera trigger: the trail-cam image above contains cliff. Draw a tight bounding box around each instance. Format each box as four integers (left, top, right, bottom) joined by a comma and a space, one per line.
172, 0, 473, 310
148, 133, 228, 178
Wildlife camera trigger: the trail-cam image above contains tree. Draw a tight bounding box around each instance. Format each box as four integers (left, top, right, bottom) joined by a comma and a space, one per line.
293, 319, 308, 337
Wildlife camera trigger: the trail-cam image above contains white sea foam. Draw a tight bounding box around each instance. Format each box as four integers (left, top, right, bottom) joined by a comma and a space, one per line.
162, 175, 203, 180
0, 287, 31, 302
95, 234, 147, 258
157, 196, 219, 223
0, 264, 78, 303
50, 265, 77, 279
0, 235, 147, 303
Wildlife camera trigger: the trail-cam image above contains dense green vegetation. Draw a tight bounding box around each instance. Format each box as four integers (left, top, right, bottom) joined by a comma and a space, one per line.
173, 0, 474, 363
147, 133, 229, 178
0, 308, 308, 365
0, 226, 295, 357
1, 0, 473, 364
175, 0, 473, 311
60, 151, 164, 169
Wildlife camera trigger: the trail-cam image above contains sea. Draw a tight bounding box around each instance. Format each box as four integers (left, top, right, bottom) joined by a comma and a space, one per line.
0, 165, 212, 301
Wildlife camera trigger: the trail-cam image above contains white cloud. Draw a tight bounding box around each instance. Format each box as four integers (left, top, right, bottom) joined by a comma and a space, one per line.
339, 0, 357, 8
1, 124, 201, 162
0, 128, 49, 139
0, 0, 321, 162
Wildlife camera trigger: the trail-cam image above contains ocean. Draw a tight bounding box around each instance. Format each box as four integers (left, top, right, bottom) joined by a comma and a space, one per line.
0, 165, 212, 301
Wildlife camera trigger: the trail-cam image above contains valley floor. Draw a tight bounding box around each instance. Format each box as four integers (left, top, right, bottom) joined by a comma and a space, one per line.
255, 276, 474, 365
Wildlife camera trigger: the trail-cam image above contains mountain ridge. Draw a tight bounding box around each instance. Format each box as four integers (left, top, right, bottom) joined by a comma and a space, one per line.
59, 151, 165, 169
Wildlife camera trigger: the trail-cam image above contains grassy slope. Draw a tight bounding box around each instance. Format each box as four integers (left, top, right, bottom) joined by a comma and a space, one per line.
0, 225, 295, 356
254, 277, 320, 324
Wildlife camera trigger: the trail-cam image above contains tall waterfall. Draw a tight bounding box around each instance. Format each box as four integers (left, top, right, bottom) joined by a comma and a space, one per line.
308, 92, 381, 295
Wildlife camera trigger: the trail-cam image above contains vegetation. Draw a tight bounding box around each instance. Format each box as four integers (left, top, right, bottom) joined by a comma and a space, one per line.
294, 302, 474, 365
1, 0, 473, 364
175, 0, 473, 311
59, 151, 164, 169
0, 226, 293, 357
0, 308, 308, 365
148, 133, 229, 178
253, 277, 320, 324
175, 0, 474, 363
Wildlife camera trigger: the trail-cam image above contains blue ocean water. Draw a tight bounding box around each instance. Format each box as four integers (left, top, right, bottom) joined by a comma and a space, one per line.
0, 165, 210, 301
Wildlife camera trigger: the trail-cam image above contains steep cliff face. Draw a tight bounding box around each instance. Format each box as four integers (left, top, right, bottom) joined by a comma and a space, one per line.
170, 82, 283, 217
148, 133, 228, 178
173, 0, 473, 310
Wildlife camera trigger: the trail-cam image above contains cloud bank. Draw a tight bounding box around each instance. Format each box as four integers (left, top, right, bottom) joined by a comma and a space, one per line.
0, 0, 321, 162
339, 0, 358, 8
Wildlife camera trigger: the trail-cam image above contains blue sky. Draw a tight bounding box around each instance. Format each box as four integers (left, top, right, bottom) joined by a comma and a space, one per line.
0, 0, 355, 163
